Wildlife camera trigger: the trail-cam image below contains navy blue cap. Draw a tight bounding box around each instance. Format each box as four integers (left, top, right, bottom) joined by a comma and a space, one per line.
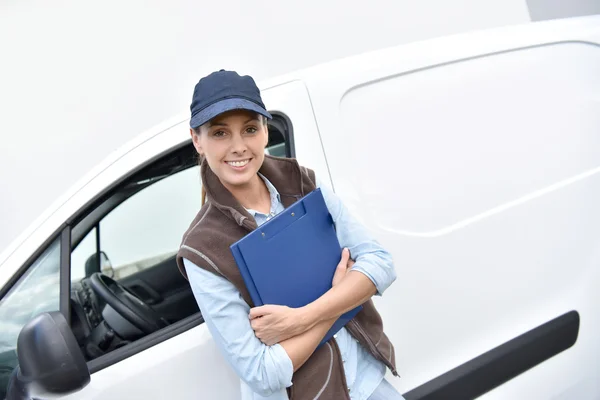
189, 70, 272, 129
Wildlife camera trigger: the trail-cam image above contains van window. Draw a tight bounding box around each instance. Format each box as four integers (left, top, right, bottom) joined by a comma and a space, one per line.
98, 166, 201, 279
0, 238, 61, 399
339, 42, 600, 234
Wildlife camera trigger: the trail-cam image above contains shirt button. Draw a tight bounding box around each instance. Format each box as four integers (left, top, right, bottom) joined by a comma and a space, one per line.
334, 334, 338, 339
348, 387, 351, 393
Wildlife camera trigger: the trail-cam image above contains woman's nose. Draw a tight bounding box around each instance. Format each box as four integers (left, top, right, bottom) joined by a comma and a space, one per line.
230, 132, 247, 154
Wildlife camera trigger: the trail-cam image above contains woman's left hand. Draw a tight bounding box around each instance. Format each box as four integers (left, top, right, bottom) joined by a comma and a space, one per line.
249, 305, 313, 345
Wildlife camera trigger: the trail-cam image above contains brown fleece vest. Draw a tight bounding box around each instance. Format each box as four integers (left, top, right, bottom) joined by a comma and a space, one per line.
176, 155, 397, 399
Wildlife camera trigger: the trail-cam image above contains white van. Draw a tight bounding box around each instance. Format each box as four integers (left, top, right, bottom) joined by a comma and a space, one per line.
1, 15, 599, 400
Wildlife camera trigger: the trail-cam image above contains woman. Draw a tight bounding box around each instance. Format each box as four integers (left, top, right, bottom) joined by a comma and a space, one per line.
176, 70, 403, 400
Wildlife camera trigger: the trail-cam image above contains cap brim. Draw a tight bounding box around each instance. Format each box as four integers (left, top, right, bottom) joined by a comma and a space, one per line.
190, 98, 272, 129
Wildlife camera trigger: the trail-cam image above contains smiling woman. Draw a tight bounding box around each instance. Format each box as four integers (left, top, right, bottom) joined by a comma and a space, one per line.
176, 70, 401, 400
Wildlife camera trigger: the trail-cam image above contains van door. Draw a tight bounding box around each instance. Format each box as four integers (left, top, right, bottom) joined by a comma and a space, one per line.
261, 79, 332, 184
302, 31, 600, 398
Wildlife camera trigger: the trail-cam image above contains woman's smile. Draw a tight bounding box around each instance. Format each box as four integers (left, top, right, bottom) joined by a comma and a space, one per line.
225, 158, 251, 170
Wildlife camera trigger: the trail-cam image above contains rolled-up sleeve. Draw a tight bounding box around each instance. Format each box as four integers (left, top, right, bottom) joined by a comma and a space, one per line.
317, 179, 397, 295
184, 258, 293, 397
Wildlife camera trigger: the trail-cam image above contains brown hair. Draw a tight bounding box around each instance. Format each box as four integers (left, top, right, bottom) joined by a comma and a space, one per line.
197, 153, 206, 206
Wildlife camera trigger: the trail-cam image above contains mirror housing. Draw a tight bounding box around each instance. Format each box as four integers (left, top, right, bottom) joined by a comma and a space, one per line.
6, 311, 90, 400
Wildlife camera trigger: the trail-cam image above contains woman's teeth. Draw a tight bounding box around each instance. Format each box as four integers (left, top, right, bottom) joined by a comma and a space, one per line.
227, 160, 249, 167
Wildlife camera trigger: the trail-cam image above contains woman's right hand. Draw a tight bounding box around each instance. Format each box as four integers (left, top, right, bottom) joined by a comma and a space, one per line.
332, 248, 355, 286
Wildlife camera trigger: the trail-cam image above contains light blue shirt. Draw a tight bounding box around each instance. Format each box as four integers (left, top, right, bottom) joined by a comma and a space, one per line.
183, 174, 397, 399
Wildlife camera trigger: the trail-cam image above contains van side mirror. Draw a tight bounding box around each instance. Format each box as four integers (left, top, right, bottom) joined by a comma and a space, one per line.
5, 311, 90, 400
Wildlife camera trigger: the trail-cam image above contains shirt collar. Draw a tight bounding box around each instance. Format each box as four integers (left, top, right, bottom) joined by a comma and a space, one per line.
246, 173, 281, 217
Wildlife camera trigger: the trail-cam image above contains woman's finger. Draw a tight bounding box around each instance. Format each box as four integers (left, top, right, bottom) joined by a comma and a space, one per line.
249, 305, 272, 319
339, 248, 350, 264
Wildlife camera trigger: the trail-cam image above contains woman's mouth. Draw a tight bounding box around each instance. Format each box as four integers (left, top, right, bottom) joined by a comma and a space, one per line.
225, 159, 251, 170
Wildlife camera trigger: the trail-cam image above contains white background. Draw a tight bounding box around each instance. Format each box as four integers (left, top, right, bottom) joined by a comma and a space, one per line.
0, 0, 598, 254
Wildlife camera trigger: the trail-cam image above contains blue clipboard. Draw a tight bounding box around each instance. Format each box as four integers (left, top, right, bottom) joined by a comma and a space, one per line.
230, 188, 362, 346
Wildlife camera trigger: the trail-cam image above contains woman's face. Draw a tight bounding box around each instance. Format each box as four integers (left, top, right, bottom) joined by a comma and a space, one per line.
191, 109, 269, 189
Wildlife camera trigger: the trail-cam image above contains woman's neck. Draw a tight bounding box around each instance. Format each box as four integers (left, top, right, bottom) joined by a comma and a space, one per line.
224, 174, 271, 214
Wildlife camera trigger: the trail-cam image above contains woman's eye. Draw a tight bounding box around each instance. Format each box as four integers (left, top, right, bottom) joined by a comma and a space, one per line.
212, 130, 226, 138
246, 127, 258, 134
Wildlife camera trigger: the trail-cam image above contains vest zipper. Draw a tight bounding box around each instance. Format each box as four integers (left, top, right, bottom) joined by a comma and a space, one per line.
350, 320, 399, 377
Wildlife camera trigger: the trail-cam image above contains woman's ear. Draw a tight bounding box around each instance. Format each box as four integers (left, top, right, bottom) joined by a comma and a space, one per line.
190, 128, 204, 156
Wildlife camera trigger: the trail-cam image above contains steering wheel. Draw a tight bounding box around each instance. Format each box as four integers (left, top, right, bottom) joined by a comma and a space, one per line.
89, 273, 167, 335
